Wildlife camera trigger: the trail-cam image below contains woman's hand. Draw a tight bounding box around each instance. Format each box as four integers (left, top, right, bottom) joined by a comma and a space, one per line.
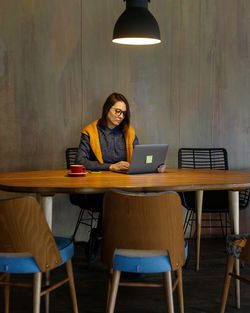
109, 161, 130, 172
157, 164, 166, 173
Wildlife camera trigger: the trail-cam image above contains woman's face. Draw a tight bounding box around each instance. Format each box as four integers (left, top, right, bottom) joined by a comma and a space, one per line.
106, 101, 127, 129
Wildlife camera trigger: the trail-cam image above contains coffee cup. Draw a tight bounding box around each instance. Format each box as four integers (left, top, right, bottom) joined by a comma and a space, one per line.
70, 165, 85, 173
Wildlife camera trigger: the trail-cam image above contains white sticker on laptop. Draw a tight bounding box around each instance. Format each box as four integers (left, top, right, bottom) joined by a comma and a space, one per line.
146, 155, 153, 164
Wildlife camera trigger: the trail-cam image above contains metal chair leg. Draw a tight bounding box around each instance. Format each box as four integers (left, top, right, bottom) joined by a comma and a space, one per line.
72, 208, 85, 241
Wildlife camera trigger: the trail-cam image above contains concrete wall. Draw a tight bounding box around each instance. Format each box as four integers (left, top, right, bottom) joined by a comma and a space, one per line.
0, 0, 249, 240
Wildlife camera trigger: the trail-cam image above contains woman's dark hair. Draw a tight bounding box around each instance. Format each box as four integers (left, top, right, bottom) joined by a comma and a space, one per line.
98, 92, 131, 133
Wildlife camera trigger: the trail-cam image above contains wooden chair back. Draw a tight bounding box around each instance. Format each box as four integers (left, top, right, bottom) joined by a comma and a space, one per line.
102, 190, 185, 271
0, 197, 62, 272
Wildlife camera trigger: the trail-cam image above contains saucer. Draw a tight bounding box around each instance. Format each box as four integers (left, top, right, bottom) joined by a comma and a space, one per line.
68, 172, 87, 177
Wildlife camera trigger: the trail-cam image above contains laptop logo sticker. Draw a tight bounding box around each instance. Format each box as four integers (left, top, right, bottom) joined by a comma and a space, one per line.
146, 155, 153, 164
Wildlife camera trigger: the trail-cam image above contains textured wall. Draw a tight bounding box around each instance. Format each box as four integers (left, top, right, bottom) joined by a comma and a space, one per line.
0, 0, 249, 240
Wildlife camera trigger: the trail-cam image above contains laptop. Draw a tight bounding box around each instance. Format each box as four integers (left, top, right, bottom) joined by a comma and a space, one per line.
120, 144, 169, 174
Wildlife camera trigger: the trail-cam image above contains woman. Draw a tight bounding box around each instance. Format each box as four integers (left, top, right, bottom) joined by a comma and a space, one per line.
75, 92, 139, 262
76, 92, 139, 171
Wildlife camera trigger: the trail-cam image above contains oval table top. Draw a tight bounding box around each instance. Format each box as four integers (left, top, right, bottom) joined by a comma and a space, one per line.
0, 168, 250, 195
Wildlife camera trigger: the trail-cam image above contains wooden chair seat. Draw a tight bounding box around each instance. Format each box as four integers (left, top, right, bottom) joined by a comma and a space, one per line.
102, 190, 186, 313
113, 242, 188, 273
0, 237, 73, 273
0, 197, 78, 313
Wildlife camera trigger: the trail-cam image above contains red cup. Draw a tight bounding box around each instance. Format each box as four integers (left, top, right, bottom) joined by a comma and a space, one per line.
70, 165, 85, 173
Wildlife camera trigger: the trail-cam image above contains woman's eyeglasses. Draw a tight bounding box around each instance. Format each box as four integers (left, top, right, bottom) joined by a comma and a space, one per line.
113, 108, 126, 118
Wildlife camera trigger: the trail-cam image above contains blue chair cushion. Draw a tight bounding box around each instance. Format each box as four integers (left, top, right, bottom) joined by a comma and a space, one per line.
113, 241, 188, 273
0, 237, 74, 274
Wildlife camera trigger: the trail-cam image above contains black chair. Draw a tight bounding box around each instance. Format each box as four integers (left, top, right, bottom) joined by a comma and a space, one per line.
178, 148, 249, 240
66, 148, 100, 241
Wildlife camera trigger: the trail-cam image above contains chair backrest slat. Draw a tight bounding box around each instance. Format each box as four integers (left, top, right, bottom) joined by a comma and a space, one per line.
239, 189, 250, 209
0, 197, 62, 272
102, 190, 185, 271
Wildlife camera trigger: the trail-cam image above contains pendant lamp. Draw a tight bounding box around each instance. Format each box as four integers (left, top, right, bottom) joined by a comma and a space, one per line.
112, 0, 161, 45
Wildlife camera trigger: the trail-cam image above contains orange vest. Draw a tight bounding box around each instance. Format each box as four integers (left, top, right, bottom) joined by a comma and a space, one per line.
81, 120, 135, 163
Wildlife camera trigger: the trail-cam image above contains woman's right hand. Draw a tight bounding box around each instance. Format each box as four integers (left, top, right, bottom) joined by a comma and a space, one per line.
109, 161, 130, 172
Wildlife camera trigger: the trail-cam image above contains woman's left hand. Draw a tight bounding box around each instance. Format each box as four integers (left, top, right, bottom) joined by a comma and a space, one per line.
157, 164, 166, 173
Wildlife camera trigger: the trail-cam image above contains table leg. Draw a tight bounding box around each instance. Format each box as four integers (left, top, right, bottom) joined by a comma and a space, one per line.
195, 190, 203, 271
228, 190, 240, 309
37, 194, 53, 313
37, 195, 53, 230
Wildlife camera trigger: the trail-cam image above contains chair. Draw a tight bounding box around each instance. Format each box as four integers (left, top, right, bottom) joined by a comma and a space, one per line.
101, 190, 187, 313
66, 147, 100, 241
178, 148, 249, 239
0, 197, 78, 313
220, 233, 250, 312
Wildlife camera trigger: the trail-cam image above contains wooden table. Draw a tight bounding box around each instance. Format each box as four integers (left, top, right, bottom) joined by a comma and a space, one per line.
0, 168, 250, 273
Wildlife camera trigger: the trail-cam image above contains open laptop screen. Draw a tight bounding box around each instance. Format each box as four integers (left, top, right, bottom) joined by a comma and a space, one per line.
127, 144, 169, 174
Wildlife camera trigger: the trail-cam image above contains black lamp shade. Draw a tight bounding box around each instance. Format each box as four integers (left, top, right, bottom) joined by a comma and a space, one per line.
113, 0, 161, 45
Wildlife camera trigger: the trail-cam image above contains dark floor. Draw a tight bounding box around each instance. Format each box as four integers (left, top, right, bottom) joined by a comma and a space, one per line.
1, 238, 250, 313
